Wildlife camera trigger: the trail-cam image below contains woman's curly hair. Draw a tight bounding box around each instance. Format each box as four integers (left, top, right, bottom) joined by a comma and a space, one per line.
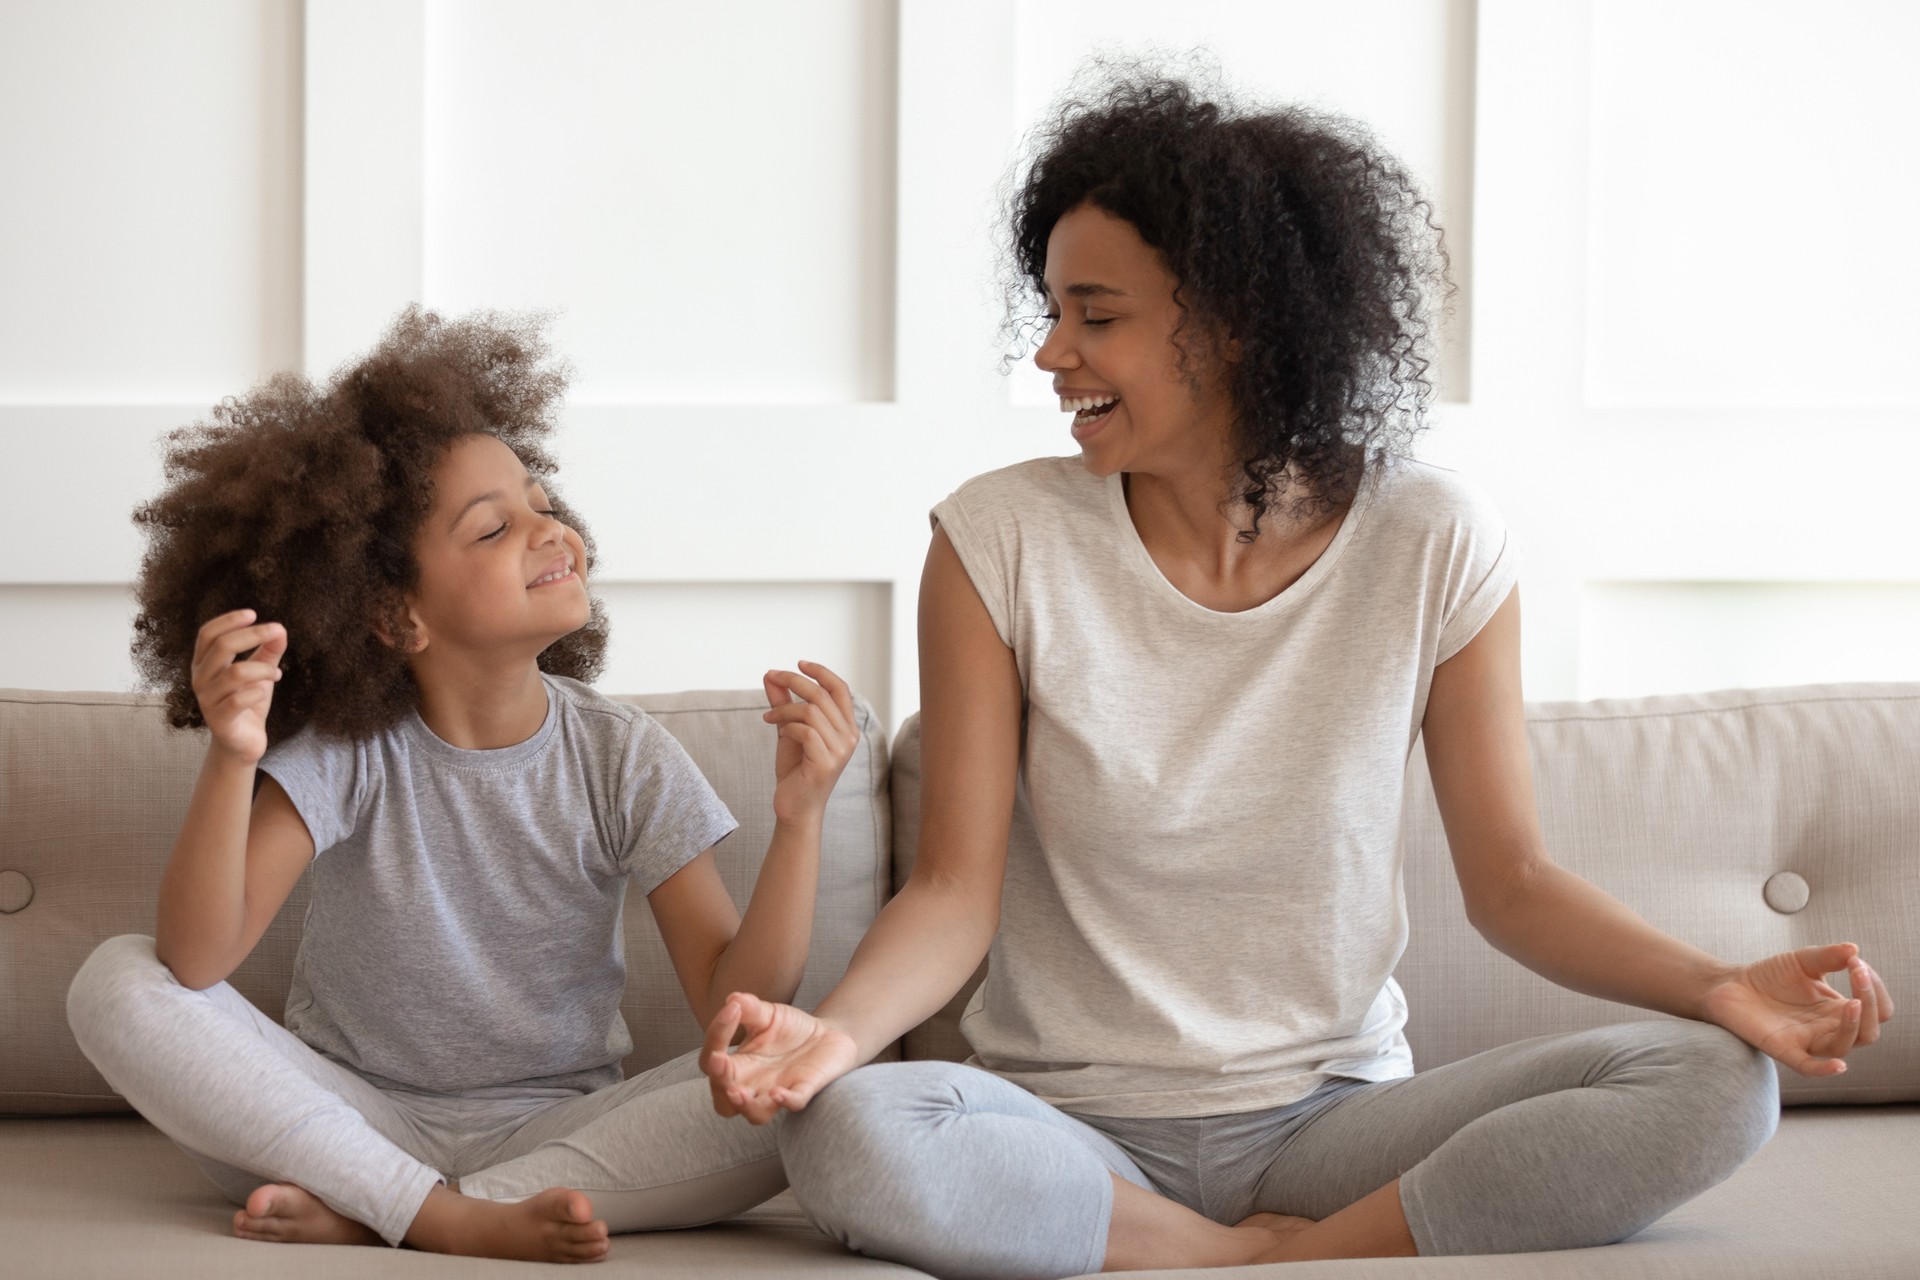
132, 306, 608, 744
1008, 64, 1451, 537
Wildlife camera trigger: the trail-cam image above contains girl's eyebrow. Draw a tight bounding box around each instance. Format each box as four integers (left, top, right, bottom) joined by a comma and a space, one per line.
1044, 281, 1130, 302
447, 474, 539, 532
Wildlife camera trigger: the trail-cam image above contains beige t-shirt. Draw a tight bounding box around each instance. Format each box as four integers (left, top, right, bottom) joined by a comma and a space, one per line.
932, 455, 1518, 1118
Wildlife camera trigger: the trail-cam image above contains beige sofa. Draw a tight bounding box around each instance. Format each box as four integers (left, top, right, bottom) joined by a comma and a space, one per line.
2, 683, 1915, 1279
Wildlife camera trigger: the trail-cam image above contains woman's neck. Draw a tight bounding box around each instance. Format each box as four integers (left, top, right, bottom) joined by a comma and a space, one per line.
1123, 464, 1350, 614
409, 654, 552, 750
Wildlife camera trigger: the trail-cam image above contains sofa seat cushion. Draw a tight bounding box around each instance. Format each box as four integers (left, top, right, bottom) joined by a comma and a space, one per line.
2, 1109, 1913, 1278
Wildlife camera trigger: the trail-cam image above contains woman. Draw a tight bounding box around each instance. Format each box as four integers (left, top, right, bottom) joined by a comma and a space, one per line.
700, 73, 1893, 1278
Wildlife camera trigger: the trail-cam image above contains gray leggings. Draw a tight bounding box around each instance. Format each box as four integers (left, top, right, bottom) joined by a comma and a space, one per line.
780, 1021, 1780, 1280
66, 935, 786, 1246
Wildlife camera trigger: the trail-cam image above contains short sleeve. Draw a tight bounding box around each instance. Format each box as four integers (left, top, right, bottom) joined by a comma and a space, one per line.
930, 481, 1018, 649
1433, 476, 1522, 664
619, 715, 739, 895
258, 727, 366, 854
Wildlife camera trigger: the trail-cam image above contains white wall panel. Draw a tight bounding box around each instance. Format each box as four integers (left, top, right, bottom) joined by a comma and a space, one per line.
0, 0, 300, 403
0, 586, 139, 691
420, 0, 896, 404
1004, 0, 1477, 407
1579, 582, 1920, 699
1585, 1, 1920, 408
594, 582, 891, 724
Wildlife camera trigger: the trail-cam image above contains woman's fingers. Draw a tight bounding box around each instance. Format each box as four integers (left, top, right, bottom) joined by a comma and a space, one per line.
1817, 1000, 1863, 1061
1850, 961, 1882, 1044
1870, 963, 1896, 1021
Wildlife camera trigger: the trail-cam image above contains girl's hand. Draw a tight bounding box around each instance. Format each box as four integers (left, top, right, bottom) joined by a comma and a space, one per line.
1703, 943, 1895, 1076
762, 661, 859, 823
190, 609, 287, 766
701, 991, 861, 1124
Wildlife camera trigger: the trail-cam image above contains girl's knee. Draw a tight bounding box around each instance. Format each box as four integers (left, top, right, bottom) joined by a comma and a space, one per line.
66, 934, 169, 1039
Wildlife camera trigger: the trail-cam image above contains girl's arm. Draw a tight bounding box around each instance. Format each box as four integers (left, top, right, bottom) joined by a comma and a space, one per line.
700, 530, 1022, 1123
155, 610, 317, 989
649, 663, 862, 1027
1423, 587, 1894, 1075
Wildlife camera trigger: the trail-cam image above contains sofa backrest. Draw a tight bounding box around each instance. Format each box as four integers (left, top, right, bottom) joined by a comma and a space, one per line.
890, 684, 1920, 1105
0, 688, 891, 1116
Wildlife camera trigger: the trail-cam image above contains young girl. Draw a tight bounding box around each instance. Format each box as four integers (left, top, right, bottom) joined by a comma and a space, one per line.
700, 71, 1893, 1277
65, 307, 862, 1263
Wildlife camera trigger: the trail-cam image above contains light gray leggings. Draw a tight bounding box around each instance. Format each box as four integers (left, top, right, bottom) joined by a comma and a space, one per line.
66, 935, 786, 1246
780, 1021, 1780, 1280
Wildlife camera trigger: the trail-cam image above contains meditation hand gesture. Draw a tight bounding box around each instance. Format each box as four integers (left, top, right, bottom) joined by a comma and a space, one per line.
1704, 943, 1894, 1077
702, 992, 860, 1124
762, 661, 860, 823
191, 609, 287, 766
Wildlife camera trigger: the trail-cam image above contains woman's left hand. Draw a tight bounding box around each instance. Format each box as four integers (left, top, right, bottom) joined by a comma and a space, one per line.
1703, 943, 1895, 1076
762, 661, 859, 823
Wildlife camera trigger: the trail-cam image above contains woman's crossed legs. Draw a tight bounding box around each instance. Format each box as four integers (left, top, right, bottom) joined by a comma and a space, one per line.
779, 1021, 1779, 1280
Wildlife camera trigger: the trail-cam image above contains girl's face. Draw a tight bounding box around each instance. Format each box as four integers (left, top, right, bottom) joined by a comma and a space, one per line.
404, 433, 591, 662
1034, 202, 1238, 480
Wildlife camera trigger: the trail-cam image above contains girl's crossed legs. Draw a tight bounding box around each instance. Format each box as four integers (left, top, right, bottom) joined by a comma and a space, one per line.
66, 935, 785, 1253
778, 1021, 1780, 1280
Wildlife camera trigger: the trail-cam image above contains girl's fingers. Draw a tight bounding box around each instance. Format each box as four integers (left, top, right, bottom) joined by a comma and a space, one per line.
781, 722, 828, 762
702, 998, 743, 1073
767, 669, 848, 734
193, 622, 286, 680
796, 660, 856, 725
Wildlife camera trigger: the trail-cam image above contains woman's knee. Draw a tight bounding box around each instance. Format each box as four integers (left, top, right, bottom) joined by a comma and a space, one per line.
1651, 1021, 1780, 1156
778, 1060, 989, 1246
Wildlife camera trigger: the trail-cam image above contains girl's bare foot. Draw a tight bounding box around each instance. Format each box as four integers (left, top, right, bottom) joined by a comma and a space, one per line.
404, 1184, 610, 1264
233, 1183, 382, 1246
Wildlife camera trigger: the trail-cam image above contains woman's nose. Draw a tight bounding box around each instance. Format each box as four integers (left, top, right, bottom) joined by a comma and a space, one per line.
1034, 321, 1075, 373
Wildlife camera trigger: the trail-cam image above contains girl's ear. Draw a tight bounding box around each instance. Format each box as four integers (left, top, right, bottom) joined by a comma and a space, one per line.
373, 596, 428, 654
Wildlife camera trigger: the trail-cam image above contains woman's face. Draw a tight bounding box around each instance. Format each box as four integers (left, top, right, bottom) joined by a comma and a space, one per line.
404, 433, 591, 661
1034, 202, 1237, 479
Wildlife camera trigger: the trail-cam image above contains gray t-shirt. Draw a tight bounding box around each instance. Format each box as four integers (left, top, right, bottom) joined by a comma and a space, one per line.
260, 675, 737, 1094
932, 455, 1518, 1118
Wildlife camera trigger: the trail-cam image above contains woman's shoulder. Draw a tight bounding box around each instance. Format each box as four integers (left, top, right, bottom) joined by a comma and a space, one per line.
1362, 456, 1507, 539
938, 455, 1104, 530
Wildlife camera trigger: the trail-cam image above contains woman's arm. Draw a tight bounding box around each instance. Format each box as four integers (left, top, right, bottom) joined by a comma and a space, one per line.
1423, 587, 1893, 1075
650, 663, 860, 1026
155, 611, 316, 989
701, 529, 1023, 1122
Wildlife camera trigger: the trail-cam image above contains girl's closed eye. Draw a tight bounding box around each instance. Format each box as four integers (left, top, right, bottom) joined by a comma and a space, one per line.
480, 522, 508, 541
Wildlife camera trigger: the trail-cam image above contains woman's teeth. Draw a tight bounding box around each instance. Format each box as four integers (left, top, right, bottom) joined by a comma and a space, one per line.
1060, 395, 1119, 421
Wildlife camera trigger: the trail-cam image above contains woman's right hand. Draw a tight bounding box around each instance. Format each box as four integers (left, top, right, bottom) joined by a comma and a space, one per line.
701, 992, 861, 1124
191, 609, 287, 766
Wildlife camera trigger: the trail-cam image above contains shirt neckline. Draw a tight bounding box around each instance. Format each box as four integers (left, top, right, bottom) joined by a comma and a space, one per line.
401, 675, 561, 769
1103, 468, 1374, 621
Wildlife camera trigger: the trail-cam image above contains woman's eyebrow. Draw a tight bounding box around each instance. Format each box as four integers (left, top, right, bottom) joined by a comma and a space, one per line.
446, 475, 538, 532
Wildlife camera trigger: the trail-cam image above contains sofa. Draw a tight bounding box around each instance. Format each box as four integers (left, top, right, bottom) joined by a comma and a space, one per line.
2, 682, 1915, 1279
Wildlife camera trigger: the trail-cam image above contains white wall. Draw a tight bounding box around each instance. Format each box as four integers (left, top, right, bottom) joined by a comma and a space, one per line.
2, 0, 1917, 730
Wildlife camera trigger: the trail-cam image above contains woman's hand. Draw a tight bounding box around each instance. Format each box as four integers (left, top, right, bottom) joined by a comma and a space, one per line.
1703, 943, 1895, 1076
191, 609, 287, 765
762, 661, 859, 823
701, 991, 861, 1124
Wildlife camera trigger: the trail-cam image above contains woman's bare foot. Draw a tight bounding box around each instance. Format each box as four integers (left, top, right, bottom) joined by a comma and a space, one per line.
1235, 1210, 1317, 1256
233, 1183, 382, 1246
404, 1184, 610, 1264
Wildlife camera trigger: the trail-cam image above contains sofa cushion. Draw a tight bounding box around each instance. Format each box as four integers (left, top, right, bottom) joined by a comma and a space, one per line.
0, 688, 890, 1115
1398, 682, 1919, 1105
892, 685, 1919, 1105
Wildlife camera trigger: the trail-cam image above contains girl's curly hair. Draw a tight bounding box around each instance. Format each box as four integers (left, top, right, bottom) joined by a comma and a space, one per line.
1008, 64, 1451, 537
132, 306, 608, 744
